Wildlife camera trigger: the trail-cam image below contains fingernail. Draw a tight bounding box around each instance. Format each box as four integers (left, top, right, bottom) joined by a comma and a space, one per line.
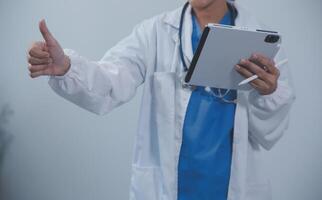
240, 59, 246, 64
235, 65, 241, 69
252, 54, 258, 59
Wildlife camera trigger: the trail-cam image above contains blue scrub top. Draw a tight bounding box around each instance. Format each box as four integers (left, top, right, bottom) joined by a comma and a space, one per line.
178, 10, 237, 200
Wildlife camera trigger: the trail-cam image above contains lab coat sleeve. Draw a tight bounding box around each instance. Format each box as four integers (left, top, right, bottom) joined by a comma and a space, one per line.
48, 20, 153, 115
247, 48, 296, 150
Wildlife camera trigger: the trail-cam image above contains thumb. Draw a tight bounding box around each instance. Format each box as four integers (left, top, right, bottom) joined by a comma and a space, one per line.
39, 19, 56, 46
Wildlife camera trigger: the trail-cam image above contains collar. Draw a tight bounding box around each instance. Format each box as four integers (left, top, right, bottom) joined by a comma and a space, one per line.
162, 1, 261, 30
162, 2, 262, 64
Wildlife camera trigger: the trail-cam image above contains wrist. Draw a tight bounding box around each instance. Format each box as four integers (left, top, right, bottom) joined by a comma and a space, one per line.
62, 55, 71, 75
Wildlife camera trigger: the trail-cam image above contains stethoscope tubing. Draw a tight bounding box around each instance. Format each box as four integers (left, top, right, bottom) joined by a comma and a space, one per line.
179, 1, 238, 103
179, 1, 237, 72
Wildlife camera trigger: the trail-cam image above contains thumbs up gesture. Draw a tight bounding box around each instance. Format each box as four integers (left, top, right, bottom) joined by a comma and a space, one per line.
28, 19, 70, 78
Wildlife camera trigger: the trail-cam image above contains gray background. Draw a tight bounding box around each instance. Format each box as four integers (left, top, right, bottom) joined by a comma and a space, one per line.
0, 0, 321, 199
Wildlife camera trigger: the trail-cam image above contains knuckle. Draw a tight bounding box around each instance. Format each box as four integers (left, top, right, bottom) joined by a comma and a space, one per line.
245, 60, 252, 66
29, 47, 38, 55
28, 47, 34, 55
255, 55, 264, 63
30, 42, 39, 50
258, 56, 265, 63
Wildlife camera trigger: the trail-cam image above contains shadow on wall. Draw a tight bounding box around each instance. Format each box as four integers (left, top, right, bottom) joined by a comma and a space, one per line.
0, 104, 14, 194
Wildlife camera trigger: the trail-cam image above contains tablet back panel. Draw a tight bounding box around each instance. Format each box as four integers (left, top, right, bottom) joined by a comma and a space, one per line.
186, 25, 281, 90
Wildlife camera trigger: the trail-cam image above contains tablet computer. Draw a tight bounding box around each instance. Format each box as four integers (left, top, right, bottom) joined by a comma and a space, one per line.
184, 24, 281, 90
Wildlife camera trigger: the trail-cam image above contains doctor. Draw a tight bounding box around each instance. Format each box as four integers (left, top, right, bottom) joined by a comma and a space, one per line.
27, 0, 295, 199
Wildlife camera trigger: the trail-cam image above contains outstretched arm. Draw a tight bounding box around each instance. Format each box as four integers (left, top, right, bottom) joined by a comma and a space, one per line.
27, 19, 153, 115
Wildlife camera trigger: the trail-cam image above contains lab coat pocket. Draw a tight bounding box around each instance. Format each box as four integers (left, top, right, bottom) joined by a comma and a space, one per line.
130, 165, 162, 200
150, 71, 177, 157
150, 71, 176, 121
245, 180, 272, 200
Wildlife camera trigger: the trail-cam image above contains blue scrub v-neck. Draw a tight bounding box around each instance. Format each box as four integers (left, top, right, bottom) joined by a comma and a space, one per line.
178, 10, 237, 200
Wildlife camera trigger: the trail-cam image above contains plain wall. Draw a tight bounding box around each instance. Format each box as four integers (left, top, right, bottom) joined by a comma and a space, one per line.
0, 0, 321, 199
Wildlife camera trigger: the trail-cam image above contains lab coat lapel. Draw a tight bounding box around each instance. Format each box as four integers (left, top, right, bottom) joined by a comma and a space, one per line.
165, 5, 194, 66
163, 6, 194, 199
181, 4, 194, 65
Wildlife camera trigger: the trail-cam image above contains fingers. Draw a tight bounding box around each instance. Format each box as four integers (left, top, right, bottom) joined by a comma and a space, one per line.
28, 64, 52, 78
29, 45, 49, 58
28, 41, 50, 64
235, 64, 267, 88
236, 54, 280, 95
29, 70, 49, 78
28, 56, 52, 65
39, 19, 56, 46
239, 59, 271, 82
28, 64, 48, 73
250, 54, 279, 76
28, 41, 52, 65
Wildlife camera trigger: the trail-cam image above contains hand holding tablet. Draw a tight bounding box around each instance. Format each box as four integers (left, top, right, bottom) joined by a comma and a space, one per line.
184, 24, 282, 91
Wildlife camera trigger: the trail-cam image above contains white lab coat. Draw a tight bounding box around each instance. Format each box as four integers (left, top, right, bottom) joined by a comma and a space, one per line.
48, 2, 295, 200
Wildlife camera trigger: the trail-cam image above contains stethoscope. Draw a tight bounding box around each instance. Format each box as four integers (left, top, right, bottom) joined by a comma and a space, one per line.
179, 2, 238, 103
